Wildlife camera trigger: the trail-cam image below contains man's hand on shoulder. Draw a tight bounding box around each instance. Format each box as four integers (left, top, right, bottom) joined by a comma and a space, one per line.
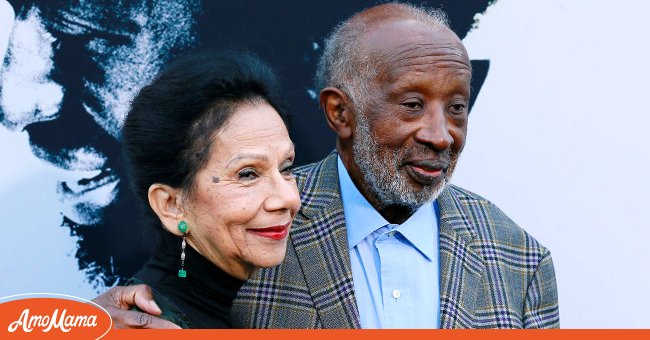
92, 284, 181, 329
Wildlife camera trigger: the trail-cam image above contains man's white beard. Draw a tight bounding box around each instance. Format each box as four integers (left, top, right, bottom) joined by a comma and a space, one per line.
351, 112, 456, 210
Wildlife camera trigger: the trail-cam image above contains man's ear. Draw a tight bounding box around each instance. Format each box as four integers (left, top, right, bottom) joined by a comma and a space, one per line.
148, 183, 185, 236
320, 87, 353, 140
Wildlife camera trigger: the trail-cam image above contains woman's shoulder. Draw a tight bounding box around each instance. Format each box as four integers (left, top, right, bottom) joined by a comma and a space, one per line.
124, 277, 194, 329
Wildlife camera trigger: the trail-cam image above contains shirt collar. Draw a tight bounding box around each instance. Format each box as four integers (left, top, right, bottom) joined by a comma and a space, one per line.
338, 156, 388, 248
338, 156, 438, 261
397, 201, 438, 261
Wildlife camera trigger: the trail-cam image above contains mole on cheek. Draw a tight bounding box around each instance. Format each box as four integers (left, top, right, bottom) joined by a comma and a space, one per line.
212, 176, 220, 183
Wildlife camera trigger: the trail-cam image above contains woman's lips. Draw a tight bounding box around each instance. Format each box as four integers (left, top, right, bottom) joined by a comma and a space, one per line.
248, 222, 291, 240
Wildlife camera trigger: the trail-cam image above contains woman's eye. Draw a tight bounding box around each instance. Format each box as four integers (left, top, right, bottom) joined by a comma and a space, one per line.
281, 164, 296, 179
238, 168, 259, 181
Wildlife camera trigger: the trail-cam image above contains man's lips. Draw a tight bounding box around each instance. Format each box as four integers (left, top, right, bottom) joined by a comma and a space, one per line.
59, 168, 119, 197
248, 222, 291, 240
57, 167, 120, 225
404, 160, 448, 185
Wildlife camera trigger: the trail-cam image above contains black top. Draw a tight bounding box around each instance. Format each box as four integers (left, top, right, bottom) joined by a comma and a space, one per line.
131, 240, 246, 328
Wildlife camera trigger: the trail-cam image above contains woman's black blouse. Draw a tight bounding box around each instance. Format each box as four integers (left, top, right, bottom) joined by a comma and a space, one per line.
128, 241, 246, 329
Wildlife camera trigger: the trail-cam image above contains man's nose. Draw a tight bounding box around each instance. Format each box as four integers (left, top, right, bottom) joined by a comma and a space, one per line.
414, 104, 453, 150
0, 18, 64, 131
264, 172, 301, 213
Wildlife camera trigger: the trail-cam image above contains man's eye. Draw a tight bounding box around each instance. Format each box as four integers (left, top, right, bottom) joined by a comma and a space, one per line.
238, 168, 259, 181
402, 101, 422, 110
449, 103, 466, 114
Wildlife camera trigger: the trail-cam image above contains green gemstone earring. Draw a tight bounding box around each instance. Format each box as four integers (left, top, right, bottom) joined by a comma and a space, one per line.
177, 220, 189, 234
177, 220, 189, 278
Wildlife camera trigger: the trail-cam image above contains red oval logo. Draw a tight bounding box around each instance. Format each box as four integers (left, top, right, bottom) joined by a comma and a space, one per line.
0, 294, 112, 339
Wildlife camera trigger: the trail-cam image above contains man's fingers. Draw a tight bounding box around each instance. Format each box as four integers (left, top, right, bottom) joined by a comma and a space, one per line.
135, 292, 163, 315
92, 285, 180, 329
124, 285, 162, 315
112, 284, 161, 315
111, 309, 181, 329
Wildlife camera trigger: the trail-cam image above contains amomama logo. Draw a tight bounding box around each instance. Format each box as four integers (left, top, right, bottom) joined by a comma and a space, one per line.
0, 294, 112, 339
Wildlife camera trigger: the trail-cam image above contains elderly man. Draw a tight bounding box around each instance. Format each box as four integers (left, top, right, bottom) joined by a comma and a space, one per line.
96, 3, 559, 328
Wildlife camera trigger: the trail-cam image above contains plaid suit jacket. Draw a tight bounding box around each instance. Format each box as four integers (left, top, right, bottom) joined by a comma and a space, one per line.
232, 151, 559, 328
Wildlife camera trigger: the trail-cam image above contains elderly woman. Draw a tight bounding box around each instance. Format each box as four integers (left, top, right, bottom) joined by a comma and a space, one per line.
120, 51, 301, 328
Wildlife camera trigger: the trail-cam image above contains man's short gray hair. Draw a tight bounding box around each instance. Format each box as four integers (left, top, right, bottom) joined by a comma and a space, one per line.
315, 3, 450, 112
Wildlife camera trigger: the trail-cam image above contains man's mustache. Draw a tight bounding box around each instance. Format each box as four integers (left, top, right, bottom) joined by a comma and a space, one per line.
402, 146, 453, 165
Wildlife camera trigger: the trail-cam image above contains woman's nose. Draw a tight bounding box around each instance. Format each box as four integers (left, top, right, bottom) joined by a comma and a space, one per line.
263, 172, 301, 213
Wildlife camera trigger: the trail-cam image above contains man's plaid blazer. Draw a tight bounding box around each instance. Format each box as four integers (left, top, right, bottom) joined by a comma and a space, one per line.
232, 151, 559, 328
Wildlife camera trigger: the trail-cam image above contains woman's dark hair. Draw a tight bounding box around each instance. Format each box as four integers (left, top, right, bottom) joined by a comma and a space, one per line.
122, 51, 287, 243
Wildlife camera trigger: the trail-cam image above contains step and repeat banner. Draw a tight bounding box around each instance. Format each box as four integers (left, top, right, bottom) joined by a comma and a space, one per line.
1, 0, 648, 328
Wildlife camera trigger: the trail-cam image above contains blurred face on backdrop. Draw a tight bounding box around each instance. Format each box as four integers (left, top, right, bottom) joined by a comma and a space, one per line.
0, 0, 196, 288
1, 0, 195, 224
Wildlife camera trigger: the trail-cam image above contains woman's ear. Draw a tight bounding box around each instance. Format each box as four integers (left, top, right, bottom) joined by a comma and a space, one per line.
148, 183, 185, 236
320, 87, 353, 140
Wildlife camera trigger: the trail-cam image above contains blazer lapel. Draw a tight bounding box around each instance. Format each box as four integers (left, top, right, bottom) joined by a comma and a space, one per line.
437, 186, 487, 328
290, 152, 361, 328
289, 152, 487, 328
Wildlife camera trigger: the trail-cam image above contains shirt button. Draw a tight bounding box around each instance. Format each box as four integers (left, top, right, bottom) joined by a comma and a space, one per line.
392, 289, 401, 299
388, 231, 396, 237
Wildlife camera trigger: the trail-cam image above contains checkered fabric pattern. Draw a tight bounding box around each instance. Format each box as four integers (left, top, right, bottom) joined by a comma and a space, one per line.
231, 151, 559, 328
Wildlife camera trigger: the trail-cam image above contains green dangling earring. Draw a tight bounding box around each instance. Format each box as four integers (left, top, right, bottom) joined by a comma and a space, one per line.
177, 220, 189, 278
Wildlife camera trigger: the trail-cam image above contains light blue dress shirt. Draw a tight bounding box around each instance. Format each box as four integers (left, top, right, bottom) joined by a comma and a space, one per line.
337, 157, 440, 329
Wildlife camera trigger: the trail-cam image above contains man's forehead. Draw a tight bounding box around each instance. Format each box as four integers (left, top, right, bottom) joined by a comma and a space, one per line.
35, 1, 158, 36
361, 19, 470, 69
34, 10, 134, 36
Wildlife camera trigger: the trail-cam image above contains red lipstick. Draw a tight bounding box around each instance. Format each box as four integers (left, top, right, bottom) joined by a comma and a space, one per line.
248, 222, 290, 240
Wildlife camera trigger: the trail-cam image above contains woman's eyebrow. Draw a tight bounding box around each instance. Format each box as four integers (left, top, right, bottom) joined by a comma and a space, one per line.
227, 141, 295, 166
226, 153, 269, 167
284, 142, 296, 157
